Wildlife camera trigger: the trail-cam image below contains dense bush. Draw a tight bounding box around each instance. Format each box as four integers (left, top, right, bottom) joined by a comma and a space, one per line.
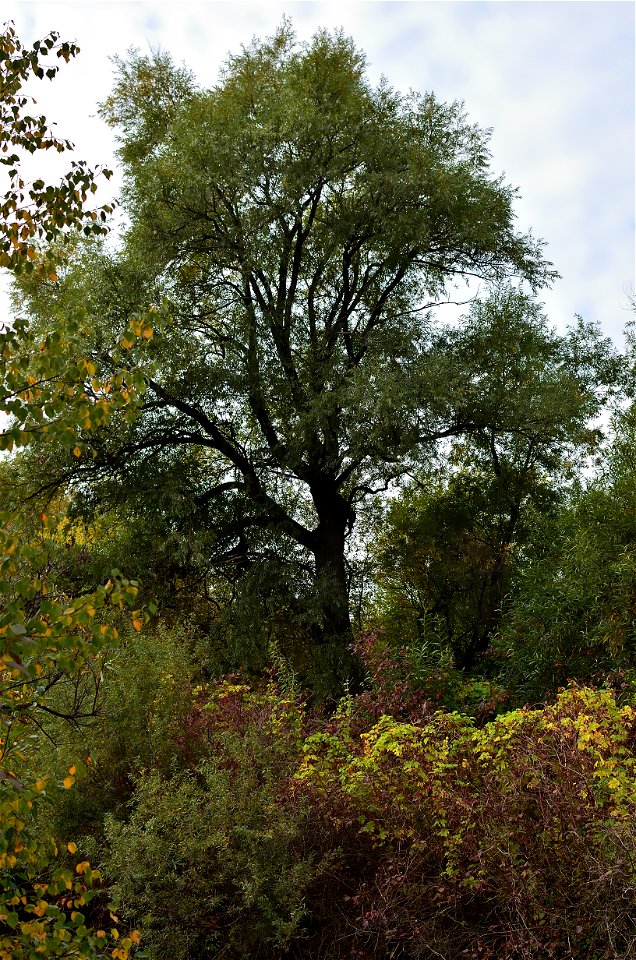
103, 680, 320, 960
92, 664, 636, 959
298, 685, 636, 958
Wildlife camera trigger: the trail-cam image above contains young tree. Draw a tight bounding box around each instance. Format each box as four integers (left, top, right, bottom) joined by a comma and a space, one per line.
497, 398, 636, 703
0, 23, 139, 958
15, 24, 565, 693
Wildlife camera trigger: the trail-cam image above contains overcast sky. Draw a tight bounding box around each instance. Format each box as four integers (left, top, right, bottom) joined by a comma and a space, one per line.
3, 1, 635, 345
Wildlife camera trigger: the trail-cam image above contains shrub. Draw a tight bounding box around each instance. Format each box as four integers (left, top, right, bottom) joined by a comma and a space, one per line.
297, 686, 636, 958
103, 681, 320, 960
94, 672, 636, 959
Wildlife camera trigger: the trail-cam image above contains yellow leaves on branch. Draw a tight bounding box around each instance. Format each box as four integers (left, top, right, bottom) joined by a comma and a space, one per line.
123, 313, 155, 348
63, 765, 77, 789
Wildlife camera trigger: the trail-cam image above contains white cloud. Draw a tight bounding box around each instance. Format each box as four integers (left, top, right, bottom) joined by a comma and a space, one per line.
2, 0, 634, 343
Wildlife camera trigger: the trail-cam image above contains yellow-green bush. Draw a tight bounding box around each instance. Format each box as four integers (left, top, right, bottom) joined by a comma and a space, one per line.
296, 686, 636, 958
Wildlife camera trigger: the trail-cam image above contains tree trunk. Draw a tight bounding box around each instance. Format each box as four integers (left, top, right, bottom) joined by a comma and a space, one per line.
457, 499, 522, 671
308, 488, 361, 700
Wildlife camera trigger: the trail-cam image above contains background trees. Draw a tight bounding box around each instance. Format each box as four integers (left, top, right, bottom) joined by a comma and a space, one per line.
496, 399, 636, 703
372, 290, 621, 673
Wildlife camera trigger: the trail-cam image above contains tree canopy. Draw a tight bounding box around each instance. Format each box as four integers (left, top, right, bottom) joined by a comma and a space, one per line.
11, 24, 622, 695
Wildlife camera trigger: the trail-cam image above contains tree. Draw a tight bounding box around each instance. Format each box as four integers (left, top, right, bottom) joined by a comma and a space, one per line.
0, 22, 139, 958
373, 290, 621, 672
497, 397, 636, 703
14, 24, 563, 694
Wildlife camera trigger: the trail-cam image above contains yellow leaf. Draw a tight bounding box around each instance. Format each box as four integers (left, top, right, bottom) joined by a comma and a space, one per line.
67, 842, 77, 854
48, 272, 58, 283
132, 617, 143, 633
68, 766, 76, 776
72, 446, 82, 458
32, 900, 48, 917
75, 861, 89, 875
63, 777, 75, 789
142, 327, 153, 339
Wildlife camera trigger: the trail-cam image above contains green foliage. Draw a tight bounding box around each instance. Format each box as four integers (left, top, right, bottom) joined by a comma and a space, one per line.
0, 21, 142, 958
498, 408, 636, 702
13, 22, 564, 696
103, 680, 316, 960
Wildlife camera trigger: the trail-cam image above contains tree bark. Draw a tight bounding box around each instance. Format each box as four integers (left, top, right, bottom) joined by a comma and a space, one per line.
308, 486, 361, 699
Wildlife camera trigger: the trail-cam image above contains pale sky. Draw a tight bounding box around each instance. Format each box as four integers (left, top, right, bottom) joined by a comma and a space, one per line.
3, 1, 635, 345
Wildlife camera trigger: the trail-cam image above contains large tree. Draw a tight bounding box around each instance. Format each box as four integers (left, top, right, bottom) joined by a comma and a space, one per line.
15, 25, 565, 692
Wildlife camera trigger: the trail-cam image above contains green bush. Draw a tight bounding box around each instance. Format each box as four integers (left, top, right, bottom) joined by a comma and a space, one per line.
27, 621, 203, 864
497, 485, 636, 704
103, 682, 320, 960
